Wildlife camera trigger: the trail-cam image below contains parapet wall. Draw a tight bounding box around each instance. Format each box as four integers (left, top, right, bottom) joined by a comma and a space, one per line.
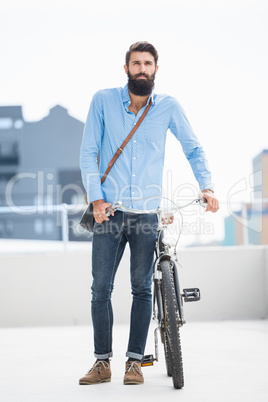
0, 243, 267, 327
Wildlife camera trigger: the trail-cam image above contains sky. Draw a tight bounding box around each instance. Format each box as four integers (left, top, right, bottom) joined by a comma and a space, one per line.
1, 0, 268, 242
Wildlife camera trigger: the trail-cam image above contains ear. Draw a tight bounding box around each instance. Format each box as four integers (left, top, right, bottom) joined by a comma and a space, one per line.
124, 64, 128, 74
155, 65, 159, 74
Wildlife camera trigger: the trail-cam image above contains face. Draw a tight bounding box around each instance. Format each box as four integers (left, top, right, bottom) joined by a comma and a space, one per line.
124, 51, 158, 80
124, 52, 158, 96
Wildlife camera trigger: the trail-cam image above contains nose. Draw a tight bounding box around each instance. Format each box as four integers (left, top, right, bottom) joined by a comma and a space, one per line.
140, 63, 146, 73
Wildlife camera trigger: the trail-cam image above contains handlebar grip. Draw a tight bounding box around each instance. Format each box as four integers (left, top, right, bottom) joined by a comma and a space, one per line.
105, 201, 122, 216
199, 197, 208, 208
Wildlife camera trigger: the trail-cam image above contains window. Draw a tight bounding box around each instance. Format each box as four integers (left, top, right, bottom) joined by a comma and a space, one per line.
34, 219, 43, 235
14, 120, 24, 129
0, 142, 19, 165
0, 118, 13, 129
45, 219, 54, 234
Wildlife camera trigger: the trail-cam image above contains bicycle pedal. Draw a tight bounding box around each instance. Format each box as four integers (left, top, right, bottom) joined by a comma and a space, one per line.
182, 288, 201, 302
141, 354, 155, 367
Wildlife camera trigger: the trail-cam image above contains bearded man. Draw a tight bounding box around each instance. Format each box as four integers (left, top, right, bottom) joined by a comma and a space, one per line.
79, 41, 219, 386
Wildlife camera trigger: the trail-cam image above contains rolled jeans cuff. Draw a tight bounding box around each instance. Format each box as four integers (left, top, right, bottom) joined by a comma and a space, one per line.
94, 352, 113, 359
126, 351, 143, 361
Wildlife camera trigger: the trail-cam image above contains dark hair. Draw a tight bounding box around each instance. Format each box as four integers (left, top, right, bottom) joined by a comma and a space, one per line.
125, 41, 159, 67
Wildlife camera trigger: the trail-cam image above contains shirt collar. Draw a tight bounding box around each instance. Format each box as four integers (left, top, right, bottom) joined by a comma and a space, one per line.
122, 84, 155, 105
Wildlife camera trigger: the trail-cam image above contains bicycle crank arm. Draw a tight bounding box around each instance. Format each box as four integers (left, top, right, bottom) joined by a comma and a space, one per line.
182, 288, 201, 302
141, 326, 160, 367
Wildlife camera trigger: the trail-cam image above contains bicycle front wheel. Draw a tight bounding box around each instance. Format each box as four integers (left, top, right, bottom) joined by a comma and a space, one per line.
160, 259, 184, 389
161, 328, 172, 377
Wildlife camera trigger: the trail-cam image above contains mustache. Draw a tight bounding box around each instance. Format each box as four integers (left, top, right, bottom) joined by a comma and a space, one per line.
132, 72, 151, 80
136, 73, 149, 78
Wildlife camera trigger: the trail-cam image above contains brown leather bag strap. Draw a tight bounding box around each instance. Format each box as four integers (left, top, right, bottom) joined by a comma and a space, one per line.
100, 99, 152, 184
85, 99, 152, 204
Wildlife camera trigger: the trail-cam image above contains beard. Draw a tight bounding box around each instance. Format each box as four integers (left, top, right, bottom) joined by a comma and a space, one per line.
127, 71, 155, 96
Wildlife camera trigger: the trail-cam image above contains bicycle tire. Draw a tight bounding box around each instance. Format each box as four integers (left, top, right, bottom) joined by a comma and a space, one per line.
161, 328, 172, 377
160, 259, 184, 389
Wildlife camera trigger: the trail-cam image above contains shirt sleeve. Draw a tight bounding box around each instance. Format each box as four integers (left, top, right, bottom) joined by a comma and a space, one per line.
169, 98, 214, 192
80, 91, 104, 203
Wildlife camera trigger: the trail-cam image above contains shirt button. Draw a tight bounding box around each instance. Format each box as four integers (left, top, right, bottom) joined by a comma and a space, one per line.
132, 191, 135, 194
134, 140, 136, 143
133, 157, 136, 160
133, 174, 135, 176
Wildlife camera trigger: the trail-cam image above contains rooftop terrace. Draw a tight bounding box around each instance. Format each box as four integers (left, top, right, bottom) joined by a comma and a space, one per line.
1, 241, 267, 401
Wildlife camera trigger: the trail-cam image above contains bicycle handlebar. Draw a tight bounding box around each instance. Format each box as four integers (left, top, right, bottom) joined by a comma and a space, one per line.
106, 196, 207, 216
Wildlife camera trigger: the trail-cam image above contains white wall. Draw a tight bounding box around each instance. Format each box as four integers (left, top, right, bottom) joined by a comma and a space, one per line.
0, 244, 267, 327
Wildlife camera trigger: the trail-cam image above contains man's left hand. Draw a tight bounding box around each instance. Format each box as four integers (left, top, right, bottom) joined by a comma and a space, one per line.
200, 189, 219, 213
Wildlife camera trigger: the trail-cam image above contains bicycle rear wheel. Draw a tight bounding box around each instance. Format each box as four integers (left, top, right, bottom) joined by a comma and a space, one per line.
160, 259, 184, 389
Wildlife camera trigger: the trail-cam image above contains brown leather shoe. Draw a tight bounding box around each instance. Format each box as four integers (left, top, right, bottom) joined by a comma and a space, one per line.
123, 361, 144, 385
79, 360, 111, 385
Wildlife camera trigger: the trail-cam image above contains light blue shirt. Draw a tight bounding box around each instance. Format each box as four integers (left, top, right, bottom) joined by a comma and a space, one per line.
80, 84, 213, 210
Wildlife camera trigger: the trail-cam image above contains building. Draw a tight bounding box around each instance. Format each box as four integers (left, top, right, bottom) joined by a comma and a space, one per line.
224, 150, 268, 245
0, 105, 88, 241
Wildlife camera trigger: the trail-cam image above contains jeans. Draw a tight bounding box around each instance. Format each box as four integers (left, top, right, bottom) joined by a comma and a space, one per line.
91, 210, 158, 360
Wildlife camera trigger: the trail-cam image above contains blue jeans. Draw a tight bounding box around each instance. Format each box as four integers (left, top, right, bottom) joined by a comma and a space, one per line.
91, 211, 158, 360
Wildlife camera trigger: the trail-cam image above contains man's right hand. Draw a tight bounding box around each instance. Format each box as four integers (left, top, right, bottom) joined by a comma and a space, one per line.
92, 199, 113, 223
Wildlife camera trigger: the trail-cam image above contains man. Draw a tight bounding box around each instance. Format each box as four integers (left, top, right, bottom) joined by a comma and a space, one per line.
79, 41, 219, 386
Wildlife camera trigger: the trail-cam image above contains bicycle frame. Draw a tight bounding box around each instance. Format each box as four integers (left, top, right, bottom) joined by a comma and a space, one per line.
107, 196, 204, 372
150, 205, 201, 365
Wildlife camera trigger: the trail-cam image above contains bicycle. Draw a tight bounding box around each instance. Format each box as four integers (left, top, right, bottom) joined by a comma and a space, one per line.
106, 195, 207, 389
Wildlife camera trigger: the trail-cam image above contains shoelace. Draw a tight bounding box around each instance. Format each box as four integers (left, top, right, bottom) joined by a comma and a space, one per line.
125, 361, 142, 376
88, 360, 109, 374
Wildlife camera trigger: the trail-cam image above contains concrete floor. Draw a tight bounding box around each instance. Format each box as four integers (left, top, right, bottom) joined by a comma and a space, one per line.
0, 321, 268, 402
